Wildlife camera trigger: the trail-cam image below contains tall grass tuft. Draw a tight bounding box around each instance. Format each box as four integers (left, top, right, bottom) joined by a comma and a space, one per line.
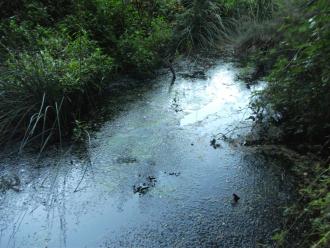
0, 32, 114, 151
228, 0, 281, 70
174, 0, 232, 52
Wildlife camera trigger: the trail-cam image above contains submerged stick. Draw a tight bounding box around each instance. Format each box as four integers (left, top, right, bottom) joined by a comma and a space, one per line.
169, 62, 176, 85
163, 57, 176, 85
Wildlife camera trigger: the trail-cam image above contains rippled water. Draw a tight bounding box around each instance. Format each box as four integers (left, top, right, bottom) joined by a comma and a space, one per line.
0, 60, 294, 248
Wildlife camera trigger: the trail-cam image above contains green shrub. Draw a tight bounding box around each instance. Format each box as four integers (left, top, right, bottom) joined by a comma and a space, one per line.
273, 162, 330, 248
0, 0, 176, 148
251, 0, 330, 147
0, 32, 114, 150
241, 1, 330, 246
118, 16, 172, 76
57, 1, 174, 76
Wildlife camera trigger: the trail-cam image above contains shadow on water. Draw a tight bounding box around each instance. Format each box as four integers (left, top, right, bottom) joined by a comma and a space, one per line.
0, 59, 295, 248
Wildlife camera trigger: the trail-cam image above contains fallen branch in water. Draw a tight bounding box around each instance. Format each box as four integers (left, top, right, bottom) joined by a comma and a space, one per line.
169, 63, 176, 85
163, 57, 176, 85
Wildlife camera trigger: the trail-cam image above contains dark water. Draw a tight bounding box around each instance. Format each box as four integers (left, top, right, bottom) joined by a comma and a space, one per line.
0, 60, 294, 248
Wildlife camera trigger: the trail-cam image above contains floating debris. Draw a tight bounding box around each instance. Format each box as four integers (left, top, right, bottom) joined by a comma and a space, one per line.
233, 193, 240, 203
133, 184, 149, 194
133, 175, 157, 195
171, 97, 183, 113
210, 138, 221, 149
0, 174, 21, 192
147, 176, 156, 182
180, 70, 207, 80
168, 172, 181, 176
116, 156, 138, 164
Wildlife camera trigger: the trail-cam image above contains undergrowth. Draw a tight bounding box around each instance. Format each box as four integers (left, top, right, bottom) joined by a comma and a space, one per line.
0, 0, 277, 150
232, 0, 330, 247
0, 31, 113, 151
273, 161, 330, 247
0, 0, 176, 150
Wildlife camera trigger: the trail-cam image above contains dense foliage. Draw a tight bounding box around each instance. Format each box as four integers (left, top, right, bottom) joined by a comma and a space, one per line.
250, 0, 330, 153
233, 0, 330, 247
0, 0, 178, 148
0, 0, 273, 148
0, 32, 113, 149
277, 161, 330, 248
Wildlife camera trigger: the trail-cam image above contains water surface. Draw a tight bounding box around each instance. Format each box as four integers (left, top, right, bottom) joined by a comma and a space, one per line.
0, 60, 293, 248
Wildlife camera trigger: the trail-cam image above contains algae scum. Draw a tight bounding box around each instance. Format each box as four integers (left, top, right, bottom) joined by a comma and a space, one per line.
0, 61, 294, 247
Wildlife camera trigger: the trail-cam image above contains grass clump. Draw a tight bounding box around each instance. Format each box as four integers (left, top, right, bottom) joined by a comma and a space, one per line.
174, 0, 231, 52
0, 31, 114, 150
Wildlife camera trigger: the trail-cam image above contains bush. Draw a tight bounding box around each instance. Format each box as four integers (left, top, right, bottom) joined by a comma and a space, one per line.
0, 0, 176, 148
0, 32, 114, 150
118, 16, 172, 76
239, 1, 330, 247
272, 162, 330, 248
251, 0, 330, 149
57, 1, 174, 76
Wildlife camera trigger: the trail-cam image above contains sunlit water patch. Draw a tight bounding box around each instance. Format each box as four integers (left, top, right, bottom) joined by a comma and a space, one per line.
180, 64, 248, 126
